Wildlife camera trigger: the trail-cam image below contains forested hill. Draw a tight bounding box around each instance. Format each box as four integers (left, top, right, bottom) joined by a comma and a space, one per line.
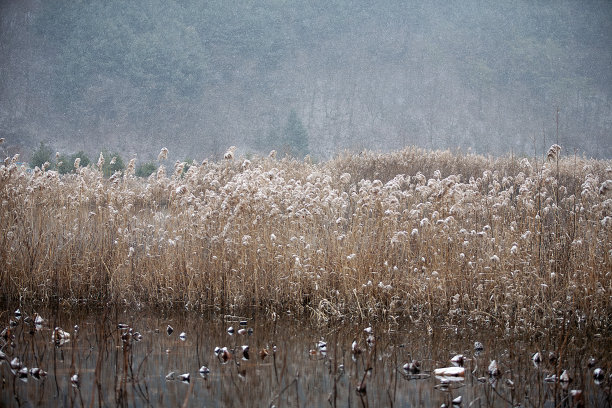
1, 0, 611, 160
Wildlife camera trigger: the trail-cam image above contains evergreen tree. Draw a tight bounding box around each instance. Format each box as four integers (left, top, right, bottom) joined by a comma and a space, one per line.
102, 151, 125, 177
282, 110, 309, 158
135, 161, 157, 178
57, 151, 90, 174
30, 142, 54, 169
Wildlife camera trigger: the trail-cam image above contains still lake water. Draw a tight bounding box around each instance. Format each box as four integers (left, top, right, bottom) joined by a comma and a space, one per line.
1, 306, 610, 407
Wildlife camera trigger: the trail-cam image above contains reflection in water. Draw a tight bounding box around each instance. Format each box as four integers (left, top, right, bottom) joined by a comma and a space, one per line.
1, 307, 610, 407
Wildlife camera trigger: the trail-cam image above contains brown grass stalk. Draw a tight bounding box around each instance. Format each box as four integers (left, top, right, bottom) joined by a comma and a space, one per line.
0, 147, 610, 332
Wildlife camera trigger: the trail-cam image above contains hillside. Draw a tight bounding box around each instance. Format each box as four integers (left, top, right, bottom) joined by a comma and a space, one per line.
1, 0, 611, 160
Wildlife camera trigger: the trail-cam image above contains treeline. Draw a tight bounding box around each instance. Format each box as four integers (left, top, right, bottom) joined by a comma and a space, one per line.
1, 0, 611, 161
29, 142, 157, 178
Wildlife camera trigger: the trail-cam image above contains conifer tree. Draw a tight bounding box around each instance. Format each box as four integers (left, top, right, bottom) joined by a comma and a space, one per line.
282, 109, 309, 158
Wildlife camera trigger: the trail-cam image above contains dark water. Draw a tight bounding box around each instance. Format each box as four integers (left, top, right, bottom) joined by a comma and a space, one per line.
1, 307, 610, 407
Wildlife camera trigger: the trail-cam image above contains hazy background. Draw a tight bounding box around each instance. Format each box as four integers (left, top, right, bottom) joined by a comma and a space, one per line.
1, 0, 611, 162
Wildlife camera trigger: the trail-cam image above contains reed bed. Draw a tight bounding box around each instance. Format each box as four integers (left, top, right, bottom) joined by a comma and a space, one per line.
1, 147, 610, 332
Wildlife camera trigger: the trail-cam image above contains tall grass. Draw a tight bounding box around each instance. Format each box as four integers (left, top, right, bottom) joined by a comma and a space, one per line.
1, 147, 610, 331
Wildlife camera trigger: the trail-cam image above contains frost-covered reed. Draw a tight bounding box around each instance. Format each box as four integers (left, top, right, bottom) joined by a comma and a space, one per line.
1, 147, 610, 331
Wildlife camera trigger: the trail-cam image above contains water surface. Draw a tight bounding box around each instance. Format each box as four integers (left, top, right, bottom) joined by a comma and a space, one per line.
1, 307, 610, 407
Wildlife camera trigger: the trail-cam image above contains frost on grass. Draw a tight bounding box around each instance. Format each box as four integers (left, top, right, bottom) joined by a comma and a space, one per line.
0, 146, 610, 329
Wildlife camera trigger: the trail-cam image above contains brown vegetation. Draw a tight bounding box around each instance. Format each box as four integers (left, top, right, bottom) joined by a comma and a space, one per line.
1, 147, 610, 331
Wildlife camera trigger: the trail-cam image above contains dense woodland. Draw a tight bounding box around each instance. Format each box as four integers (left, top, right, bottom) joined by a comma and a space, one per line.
1, 0, 611, 161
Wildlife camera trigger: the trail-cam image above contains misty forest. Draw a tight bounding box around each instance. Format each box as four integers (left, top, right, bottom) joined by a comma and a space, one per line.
1, 2, 612, 407
1, 0, 611, 162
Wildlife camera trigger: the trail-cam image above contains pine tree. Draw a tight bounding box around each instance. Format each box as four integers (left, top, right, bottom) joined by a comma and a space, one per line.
30, 142, 54, 169
282, 110, 309, 158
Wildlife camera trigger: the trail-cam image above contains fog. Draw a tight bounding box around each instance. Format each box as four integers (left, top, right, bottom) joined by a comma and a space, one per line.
1, 0, 611, 162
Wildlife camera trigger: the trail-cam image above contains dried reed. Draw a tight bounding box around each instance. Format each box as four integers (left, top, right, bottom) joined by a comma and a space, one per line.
1, 147, 610, 332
